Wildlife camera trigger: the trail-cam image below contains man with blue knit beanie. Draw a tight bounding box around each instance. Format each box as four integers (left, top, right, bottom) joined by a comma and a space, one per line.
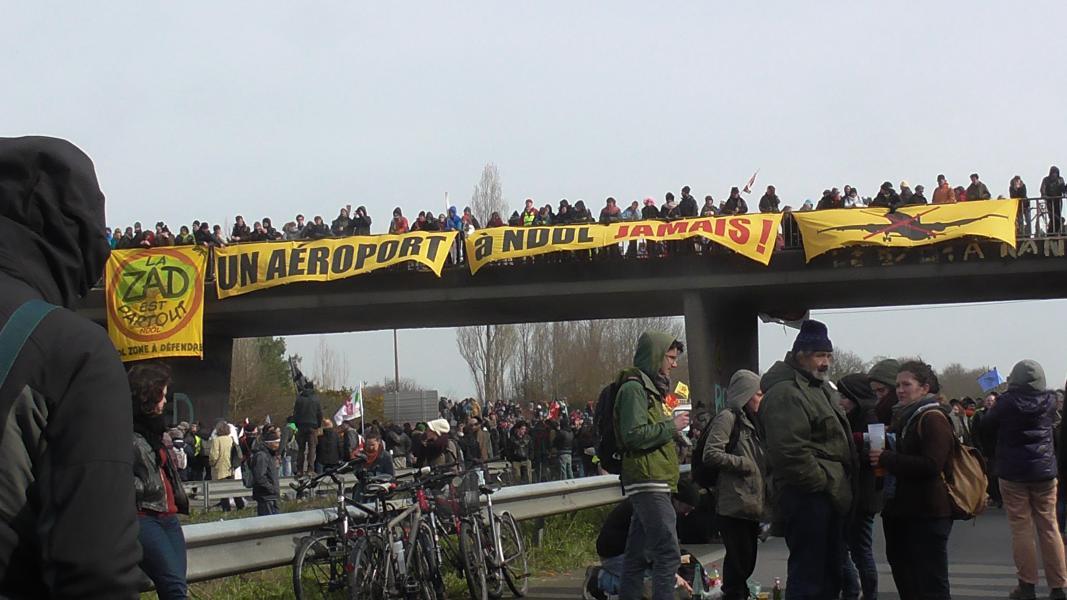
758, 320, 856, 600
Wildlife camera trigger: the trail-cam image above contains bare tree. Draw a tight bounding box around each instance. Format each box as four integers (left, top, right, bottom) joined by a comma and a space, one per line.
313, 336, 344, 391
827, 348, 869, 383
469, 163, 506, 225
457, 324, 517, 404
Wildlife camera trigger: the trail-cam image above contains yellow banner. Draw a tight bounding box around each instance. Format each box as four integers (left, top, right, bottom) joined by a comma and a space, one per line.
790, 199, 1019, 261
106, 247, 207, 362
465, 214, 783, 273
214, 231, 458, 299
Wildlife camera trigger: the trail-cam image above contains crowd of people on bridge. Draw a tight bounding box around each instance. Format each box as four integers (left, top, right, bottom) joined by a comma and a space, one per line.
107, 166, 1067, 257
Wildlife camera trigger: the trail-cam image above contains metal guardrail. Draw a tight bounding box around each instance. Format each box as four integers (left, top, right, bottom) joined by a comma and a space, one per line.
171, 471, 635, 586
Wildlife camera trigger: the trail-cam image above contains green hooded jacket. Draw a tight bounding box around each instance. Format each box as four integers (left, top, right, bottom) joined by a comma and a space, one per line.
613, 331, 680, 493
758, 355, 855, 516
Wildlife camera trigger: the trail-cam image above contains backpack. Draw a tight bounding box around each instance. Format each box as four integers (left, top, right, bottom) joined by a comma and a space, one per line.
918, 409, 988, 520
691, 408, 743, 489
593, 375, 641, 475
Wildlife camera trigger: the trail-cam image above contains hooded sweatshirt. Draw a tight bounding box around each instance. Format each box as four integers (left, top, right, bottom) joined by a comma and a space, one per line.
0, 137, 142, 598
613, 332, 680, 494
984, 359, 1058, 482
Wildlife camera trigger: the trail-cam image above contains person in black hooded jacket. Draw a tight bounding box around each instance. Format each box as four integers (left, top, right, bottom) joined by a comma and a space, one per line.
836, 373, 883, 600
0, 136, 142, 599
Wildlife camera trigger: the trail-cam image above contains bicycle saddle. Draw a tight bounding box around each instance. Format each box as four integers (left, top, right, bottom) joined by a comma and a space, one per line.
479, 482, 502, 495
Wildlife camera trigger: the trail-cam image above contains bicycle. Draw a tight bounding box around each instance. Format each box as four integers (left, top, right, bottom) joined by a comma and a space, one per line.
290, 457, 384, 599
430, 466, 528, 600
348, 467, 456, 600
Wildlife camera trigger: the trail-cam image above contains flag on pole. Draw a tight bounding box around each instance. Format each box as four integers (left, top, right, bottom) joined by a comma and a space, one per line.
333, 383, 364, 425
977, 368, 1005, 393
742, 169, 760, 194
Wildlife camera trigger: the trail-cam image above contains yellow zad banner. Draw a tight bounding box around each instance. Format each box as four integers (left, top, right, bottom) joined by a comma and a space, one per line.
790, 199, 1019, 261
106, 246, 207, 362
213, 231, 459, 299
464, 214, 783, 273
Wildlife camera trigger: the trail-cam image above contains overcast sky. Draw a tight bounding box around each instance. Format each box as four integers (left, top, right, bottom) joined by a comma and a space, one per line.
7, 2, 1067, 398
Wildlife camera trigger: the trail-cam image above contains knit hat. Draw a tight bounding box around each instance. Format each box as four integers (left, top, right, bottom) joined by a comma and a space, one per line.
1008, 359, 1046, 393
867, 359, 900, 388
791, 320, 833, 354
427, 418, 450, 436
262, 429, 281, 442
726, 369, 761, 410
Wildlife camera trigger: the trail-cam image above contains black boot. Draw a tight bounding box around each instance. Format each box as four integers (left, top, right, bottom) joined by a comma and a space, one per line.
1009, 581, 1036, 600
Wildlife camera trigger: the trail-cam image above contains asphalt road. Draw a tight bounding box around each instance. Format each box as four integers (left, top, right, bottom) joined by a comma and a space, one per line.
525, 507, 1037, 599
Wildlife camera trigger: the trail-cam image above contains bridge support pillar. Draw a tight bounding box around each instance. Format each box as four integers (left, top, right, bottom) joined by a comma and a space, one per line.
168, 335, 233, 426
683, 293, 758, 416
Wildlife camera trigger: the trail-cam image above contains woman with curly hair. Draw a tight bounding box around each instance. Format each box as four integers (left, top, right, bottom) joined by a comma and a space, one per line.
129, 362, 188, 599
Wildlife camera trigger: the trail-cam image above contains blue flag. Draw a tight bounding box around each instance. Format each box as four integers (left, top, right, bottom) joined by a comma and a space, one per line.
978, 367, 1005, 393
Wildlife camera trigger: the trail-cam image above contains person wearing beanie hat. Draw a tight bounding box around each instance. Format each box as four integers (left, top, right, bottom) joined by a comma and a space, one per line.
835, 373, 883, 600
701, 369, 768, 600
982, 359, 1067, 599
414, 418, 461, 471
868, 358, 900, 426
250, 425, 282, 516
900, 180, 914, 204
758, 320, 854, 599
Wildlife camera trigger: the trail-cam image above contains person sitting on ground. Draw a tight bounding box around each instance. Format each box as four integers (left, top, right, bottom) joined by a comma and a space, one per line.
582, 480, 701, 600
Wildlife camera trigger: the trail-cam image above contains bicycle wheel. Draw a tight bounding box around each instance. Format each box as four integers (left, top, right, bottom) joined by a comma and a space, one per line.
412, 522, 447, 600
499, 512, 529, 597
348, 534, 386, 600
459, 519, 489, 600
481, 518, 504, 600
293, 531, 350, 599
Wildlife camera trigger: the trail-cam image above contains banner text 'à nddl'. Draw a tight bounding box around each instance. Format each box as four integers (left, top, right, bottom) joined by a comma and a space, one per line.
464, 214, 784, 273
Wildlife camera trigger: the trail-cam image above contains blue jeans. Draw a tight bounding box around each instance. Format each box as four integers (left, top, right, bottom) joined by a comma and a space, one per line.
778, 488, 845, 600
558, 453, 574, 480
621, 492, 679, 600
846, 512, 877, 600
138, 514, 188, 600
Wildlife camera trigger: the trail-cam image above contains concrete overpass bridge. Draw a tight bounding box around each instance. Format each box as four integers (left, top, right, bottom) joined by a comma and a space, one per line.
80, 236, 1067, 423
